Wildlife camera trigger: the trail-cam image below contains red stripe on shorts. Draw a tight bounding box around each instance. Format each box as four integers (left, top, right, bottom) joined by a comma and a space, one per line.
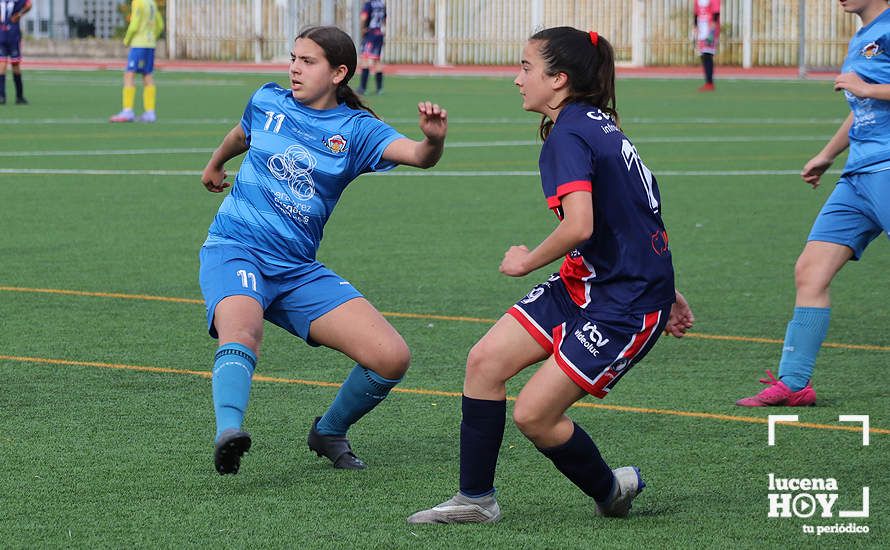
507, 306, 554, 353
552, 323, 609, 398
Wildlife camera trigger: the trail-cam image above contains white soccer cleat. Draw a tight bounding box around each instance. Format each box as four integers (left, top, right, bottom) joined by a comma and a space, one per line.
595, 466, 646, 518
109, 109, 135, 123
407, 492, 502, 524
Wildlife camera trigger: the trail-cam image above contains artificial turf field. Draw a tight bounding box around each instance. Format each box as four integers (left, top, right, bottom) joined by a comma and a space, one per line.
0, 70, 887, 548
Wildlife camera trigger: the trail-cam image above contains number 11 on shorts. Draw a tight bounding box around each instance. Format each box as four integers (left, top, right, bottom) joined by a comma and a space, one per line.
236, 269, 257, 291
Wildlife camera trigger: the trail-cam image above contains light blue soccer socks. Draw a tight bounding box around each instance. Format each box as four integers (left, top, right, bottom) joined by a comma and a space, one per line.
315, 365, 401, 436
778, 307, 830, 392
212, 343, 257, 441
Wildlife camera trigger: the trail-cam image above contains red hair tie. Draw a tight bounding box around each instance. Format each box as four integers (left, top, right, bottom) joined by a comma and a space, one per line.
589, 31, 599, 46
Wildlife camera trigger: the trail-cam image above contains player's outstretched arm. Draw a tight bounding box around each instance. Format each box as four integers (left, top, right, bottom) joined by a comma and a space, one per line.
801, 112, 852, 189
499, 191, 593, 277
202, 124, 249, 193
664, 290, 694, 338
381, 101, 447, 168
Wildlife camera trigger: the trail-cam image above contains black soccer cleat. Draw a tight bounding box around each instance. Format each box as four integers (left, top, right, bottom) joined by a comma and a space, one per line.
307, 416, 367, 470
15, 96, 27, 105
214, 428, 252, 475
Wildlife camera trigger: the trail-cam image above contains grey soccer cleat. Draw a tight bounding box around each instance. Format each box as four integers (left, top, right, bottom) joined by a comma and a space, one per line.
407, 492, 502, 524
595, 466, 645, 518
307, 416, 367, 470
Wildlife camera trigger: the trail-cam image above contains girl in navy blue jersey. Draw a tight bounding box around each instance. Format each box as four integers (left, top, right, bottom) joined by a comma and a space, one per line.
409, 27, 693, 524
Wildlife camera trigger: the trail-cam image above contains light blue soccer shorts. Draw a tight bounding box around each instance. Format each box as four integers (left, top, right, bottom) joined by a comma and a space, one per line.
199, 243, 363, 345
126, 47, 156, 74
808, 170, 890, 260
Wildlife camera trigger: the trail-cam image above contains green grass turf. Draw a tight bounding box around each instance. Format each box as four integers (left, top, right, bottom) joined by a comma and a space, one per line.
0, 71, 887, 548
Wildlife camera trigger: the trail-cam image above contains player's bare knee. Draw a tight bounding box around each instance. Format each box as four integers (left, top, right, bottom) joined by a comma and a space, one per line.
218, 327, 263, 353
465, 341, 498, 384
512, 403, 546, 440
366, 338, 411, 379
794, 259, 829, 297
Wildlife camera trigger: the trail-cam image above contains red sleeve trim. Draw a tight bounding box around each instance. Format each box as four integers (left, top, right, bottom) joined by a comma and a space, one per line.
545, 180, 592, 208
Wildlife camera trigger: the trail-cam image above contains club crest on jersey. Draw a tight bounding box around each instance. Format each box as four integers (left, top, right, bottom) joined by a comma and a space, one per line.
861, 41, 883, 59
323, 134, 348, 153
651, 230, 669, 256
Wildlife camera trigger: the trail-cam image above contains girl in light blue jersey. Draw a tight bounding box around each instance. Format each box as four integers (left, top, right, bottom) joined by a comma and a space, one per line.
199, 26, 447, 474
737, 0, 890, 407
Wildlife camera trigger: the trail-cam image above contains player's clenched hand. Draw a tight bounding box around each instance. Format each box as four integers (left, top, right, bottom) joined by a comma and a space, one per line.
417, 101, 447, 143
800, 154, 833, 189
202, 164, 231, 193
664, 290, 694, 338
834, 72, 872, 98
500, 245, 531, 277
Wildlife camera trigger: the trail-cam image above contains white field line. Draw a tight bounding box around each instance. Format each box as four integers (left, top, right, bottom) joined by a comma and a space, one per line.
0, 147, 215, 157
0, 168, 842, 177
0, 116, 846, 126
0, 135, 831, 158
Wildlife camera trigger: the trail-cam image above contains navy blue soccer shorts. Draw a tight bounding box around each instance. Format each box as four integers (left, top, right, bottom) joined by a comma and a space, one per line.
126, 47, 156, 74
507, 273, 670, 398
360, 32, 384, 60
199, 243, 363, 345
0, 36, 22, 61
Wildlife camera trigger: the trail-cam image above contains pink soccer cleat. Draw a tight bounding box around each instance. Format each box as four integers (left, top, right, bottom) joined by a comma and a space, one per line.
735, 369, 816, 407
109, 110, 135, 123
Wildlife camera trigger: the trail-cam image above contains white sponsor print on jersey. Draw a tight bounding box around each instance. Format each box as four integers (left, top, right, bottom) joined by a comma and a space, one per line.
586, 109, 618, 135
271, 191, 311, 224
846, 92, 878, 129
268, 144, 317, 201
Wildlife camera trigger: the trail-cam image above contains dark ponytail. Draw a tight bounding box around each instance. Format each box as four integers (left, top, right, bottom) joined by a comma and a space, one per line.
297, 26, 379, 118
529, 27, 618, 140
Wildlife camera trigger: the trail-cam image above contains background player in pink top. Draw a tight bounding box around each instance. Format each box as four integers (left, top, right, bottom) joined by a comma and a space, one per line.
695, 0, 720, 91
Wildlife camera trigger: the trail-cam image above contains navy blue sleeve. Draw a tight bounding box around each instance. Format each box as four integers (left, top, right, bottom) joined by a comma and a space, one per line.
539, 129, 595, 210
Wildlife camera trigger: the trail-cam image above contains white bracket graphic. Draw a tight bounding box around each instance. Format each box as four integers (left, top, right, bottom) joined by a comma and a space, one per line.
838, 415, 870, 446
769, 414, 871, 446
768, 415, 799, 446
839, 487, 870, 518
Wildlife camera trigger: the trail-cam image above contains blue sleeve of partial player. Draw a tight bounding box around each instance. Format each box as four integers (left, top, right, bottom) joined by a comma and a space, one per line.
352, 115, 406, 174
240, 86, 267, 146
539, 129, 595, 209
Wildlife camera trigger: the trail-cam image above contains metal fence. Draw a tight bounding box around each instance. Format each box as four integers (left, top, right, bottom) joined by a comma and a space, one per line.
166, 0, 863, 69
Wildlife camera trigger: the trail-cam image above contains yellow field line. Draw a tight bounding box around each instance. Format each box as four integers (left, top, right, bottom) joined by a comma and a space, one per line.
1, 353, 887, 436
0, 285, 205, 304
3, 285, 890, 352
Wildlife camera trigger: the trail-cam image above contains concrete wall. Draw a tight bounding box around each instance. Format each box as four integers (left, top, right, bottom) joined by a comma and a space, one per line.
22, 38, 167, 58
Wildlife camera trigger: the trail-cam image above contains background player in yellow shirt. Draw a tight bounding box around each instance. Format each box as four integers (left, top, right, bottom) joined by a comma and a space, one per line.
110, 0, 164, 122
